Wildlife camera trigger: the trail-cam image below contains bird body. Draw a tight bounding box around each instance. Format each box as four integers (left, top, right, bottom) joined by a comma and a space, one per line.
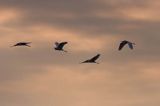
12, 42, 31, 47
118, 40, 135, 50
54, 42, 68, 52
81, 54, 100, 64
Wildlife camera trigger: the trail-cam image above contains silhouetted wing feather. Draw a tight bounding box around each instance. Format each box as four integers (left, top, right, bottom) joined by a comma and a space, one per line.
58, 42, 68, 49
12, 42, 31, 47
90, 54, 100, 61
13, 44, 19, 46
128, 43, 133, 49
18, 42, 31, 44
81, 60, 88, 63
119, 42, 127, 50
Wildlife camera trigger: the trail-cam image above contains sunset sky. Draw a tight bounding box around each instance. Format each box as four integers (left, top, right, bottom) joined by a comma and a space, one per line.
0, 0, 160, 106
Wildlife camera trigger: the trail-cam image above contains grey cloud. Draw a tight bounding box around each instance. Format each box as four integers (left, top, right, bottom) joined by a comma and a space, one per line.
1, 0, 159, 38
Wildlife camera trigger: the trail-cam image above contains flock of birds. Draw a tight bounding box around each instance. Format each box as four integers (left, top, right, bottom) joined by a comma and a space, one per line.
11, 40, 135, 64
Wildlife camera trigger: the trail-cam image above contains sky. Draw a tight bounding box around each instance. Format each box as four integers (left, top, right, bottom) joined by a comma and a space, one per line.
0, 0, 160, 106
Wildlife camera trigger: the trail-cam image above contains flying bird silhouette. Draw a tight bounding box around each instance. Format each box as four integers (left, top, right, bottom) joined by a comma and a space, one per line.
81, 54, 100, 64
118, 40, 135, 50
11, 42, 31, 47
54, 42, 68, 52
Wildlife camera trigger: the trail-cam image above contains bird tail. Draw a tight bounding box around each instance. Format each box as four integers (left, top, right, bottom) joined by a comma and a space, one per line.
96, 62, 100, 64
80, 60, 88, 64
63, 50, 67, 52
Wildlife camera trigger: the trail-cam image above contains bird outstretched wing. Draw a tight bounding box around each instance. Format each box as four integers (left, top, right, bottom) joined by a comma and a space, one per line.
128, 42, 133, 49
90, 54, 100, 61
118, 42, 127, 50
12, 42, 31, 47
81, 60, 89, 63
58, 42, 68, 49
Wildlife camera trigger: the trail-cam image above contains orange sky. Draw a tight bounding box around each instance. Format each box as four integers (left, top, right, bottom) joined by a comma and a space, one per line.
0, 0, 160, 106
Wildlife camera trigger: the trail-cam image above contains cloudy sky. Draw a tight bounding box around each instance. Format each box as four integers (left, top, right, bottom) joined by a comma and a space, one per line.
0, 0, 160, 106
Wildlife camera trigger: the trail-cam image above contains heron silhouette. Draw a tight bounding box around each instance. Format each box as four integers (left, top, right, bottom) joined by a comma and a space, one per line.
54, 42, 68, 52
81, 54, 100, 64
118, 40, 135, 51
11, 42, 31, 47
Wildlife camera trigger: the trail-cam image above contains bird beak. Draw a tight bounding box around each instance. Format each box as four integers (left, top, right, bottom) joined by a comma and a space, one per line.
132, 43, 136, 45
10, 45, 15, 47
80, 62, 84, 64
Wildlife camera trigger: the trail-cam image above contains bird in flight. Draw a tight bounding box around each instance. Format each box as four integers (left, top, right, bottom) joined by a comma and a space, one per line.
118, 40, 135, 51
54, 42, 68, 52
11, 42, 31, 47
81, 54, 100, 64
